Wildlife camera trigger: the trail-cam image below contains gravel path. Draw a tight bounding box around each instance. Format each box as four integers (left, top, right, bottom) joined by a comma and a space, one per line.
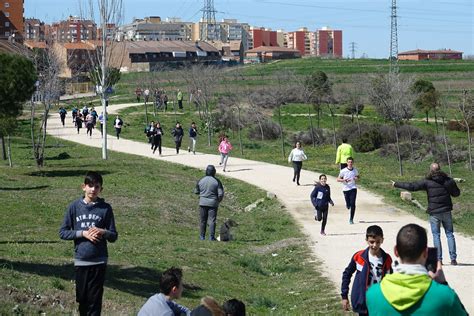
48, 103, 473, 313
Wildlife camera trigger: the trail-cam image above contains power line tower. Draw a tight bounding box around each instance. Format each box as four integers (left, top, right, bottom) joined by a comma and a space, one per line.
389, 0, 399, 73
349, 42, 357, 59
201, 0, 217, 41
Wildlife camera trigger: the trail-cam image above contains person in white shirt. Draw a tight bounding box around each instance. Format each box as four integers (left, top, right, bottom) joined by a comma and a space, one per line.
337, 157, 359, 224
288, 141, 307, 185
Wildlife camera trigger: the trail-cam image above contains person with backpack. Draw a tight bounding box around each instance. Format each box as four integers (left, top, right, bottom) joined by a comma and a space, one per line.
59, 107, 67, 126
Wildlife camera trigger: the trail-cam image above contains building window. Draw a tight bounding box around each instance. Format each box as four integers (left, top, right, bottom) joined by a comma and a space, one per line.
5, 12, 10, 17
5, 32, 10, 37
5, 3, 9, 8
5, 22, 9, 27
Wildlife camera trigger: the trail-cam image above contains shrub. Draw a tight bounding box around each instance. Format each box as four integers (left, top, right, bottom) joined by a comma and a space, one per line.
446, 119, 474, 132
353, 129, 383, 152
248, 119, 281, 140
291, 128, 328, 146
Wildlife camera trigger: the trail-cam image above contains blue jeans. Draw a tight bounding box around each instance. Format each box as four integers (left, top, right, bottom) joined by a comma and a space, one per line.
429, 212, 457, 261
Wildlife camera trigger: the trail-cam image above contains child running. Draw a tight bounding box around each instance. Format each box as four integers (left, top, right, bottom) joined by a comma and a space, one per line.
218, 135, 233, 172
310, 174, 334, 235
341, 225, 392, 316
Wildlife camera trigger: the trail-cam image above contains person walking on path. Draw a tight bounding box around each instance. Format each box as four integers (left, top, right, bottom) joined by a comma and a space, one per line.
151, 122, 164, 155
75, 114, 83, 134
72, 106, 78, 125
188, 122, 198, 154
337, 157, 359, 224
391, 162, 461, 265
98, 112, 104, 137
177, 89, 183, 110
194, 165, 224, 241
59, 107, 67, 126
171, 122, 184, 154
288, 141, 307, 185
59, 171, 118, 316
335, 137, 354, 170
85, 113, 95, 138
218, 135, 233, 172
114, 115, 124, 139
366, 223, 467, 315
311, 174, 334, 235
341, 225, 392, 316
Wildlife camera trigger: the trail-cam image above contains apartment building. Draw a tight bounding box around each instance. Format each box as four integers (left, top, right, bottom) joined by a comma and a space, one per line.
118, 17, 193, 41
24, 18, 44, 41
248, 27, 278, 50
398, 49, 463, 60
315, 27, 342, 58
0, 0, 24, 40
50, 16, 97, 43
192, 19, 250, 50
286, 28, 311, 56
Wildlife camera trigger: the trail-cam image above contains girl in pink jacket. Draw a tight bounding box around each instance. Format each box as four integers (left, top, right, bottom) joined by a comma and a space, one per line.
218, 136, 233, 172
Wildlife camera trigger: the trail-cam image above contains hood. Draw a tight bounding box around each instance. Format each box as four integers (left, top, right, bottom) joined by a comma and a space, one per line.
427, 170, 449, 185
205, 165, 216, 177
380, 273, 432, 311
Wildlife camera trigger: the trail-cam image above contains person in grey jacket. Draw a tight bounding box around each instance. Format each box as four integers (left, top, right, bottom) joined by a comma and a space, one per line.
194, 165, 224, 241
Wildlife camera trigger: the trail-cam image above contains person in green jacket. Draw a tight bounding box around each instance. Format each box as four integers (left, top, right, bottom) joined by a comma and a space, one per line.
335, 137, 354, 169
177, 89, 183, 110
366, 223, 467, 316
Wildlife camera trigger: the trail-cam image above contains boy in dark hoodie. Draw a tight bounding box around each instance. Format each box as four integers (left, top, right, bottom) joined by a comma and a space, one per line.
59, 171, 118, 316
310, 174, 334, 235
392, 162, 460, 265
341, 225, 392, 316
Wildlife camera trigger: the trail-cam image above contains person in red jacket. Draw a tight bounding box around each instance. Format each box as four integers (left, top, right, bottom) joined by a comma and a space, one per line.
341, 225, 392, 316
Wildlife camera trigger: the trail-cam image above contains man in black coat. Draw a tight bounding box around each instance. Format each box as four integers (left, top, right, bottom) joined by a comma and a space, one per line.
392, 163, 461, 265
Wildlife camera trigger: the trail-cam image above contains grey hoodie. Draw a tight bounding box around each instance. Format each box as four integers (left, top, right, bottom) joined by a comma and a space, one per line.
194, 165, 224, 207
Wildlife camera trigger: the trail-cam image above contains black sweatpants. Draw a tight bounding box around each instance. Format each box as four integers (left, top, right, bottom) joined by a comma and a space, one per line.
343, 188, 357, 221
316, 205, 329, 232
75, 264, 107, 316
152, 137, 162, 154
292, 161, 303, 184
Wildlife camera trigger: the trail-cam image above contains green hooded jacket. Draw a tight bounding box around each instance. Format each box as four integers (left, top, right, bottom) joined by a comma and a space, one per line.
366, 273, 467, 315
335, 143, 354, 164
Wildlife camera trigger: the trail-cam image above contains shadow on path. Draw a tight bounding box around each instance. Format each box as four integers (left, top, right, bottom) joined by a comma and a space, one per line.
0, 185, 49, 191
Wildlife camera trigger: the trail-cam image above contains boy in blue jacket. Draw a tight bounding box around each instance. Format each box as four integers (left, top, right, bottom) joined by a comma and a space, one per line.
59, 171, 118, 316
310, 174, 334, 235
341, 225, 392, 316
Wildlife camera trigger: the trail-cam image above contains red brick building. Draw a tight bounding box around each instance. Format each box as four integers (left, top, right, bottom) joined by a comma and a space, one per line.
398, 49, 463, 61
316, 28, 342, 58
24, 18, 45, 41
51, 16, 97, 43
286, 30, 308, 56
250, 27, 278, 49
0, 0, 24, 40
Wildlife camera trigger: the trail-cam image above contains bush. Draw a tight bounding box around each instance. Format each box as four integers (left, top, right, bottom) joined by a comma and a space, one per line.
248, 119, 281, 140
353, 129, 383, 152
291, 128, 328, 146
380, 142, 413, 160
446, 119, 474, 132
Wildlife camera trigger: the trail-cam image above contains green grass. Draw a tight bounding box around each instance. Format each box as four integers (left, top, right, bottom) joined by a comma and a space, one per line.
0, 121, 340, 314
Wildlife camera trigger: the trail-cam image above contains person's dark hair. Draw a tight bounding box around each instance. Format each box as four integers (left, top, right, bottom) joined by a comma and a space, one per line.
396, 224, 427, 262
159, 267, 183, 295
223, 298, 246, 316
295, 141, 301, 147
366, 225, 383, 239
206, 165, 216, 177
84, 171, 103, 187
347, 157, 354, 162
342, 137, 348, 143
319, 174, 327, 180
191, 121, 196, 125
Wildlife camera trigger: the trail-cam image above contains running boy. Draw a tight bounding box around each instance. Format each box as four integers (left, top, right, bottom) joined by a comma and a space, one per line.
341, 225, 392, 316
337, 157, 359, 224
59, 171, 118, 316
310, 174, 334, 235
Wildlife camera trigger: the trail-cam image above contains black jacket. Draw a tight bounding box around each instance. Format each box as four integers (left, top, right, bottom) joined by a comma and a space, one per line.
394, 171, 460, 215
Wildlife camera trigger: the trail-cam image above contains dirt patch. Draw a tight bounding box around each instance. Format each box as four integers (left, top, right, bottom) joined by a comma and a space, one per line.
252, 238, 306, 255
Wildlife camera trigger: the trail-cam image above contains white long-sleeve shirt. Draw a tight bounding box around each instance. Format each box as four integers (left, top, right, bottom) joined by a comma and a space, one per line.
288, 148, 307, 162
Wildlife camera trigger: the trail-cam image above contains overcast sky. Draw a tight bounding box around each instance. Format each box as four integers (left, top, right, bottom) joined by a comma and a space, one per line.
25, 0, 473, 58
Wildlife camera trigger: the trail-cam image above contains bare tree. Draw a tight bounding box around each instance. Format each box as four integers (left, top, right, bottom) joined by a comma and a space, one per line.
456, 90, 474, 171
368, 72, 416, 176
439, 95, 452, 175
337, 76, 365, 137
81, 0, 124, 160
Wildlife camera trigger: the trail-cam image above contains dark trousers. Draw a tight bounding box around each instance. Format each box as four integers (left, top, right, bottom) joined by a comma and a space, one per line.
343, 188, 357, 221
115, 127, 121, 139
100, 124, 103, 136
87, 124, 93, 136
178, 100, 183, 109
175, 140, 182, 154
152, 137, 162, 154
316, 205, 329, 232
60, 115, 66, 126
199, 206, 218, 240
292, 161, 303, 184
75, 264, 106, 316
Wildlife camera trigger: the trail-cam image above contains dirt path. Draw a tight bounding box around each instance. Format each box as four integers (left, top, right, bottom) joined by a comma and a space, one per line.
48, 103, 473, 312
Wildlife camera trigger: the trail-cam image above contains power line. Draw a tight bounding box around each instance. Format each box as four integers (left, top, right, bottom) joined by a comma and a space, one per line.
349, 41, 357, 59
390, 0, 399, 73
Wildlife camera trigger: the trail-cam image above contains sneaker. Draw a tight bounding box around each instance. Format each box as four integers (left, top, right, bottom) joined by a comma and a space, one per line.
314, 216, 318, 221
349, 219, 354, 224
451, 260, 458, 266
320, 231, 326, 236
209, 237, 217, 241
199, 236, 205, 241
188, 147, 191, 152
297, 182, 300, 185
292, 178, 295, 182
193, 151, 196, 155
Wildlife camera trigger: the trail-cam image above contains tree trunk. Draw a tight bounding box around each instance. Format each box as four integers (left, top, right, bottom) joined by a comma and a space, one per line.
7, 134, 12, 167
255, 113, 264, 141
144, 100, 148, 126
30, 100, 36, 160
425, 111, 429, 124
327, 105, 337, 150
238, 107, 243, 155
434, 107, 439, 134
0, 135, 6, 160
316, 105, 321, 128
278, 105, 285, 158
441, 114, 452, 176
395, 123, 403, 176
206, 102, 211, 147
407, 124, 414, 158
308, 104, 315, 147
466, 122, 472, 171
356, 113, 361, 137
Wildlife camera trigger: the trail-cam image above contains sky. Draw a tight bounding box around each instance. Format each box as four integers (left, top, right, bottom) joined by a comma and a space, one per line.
25, 0, 473, 58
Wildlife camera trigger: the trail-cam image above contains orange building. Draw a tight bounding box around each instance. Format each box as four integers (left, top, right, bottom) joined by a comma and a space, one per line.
398, 49, 462, 61
0, 0, 24, 40
286, 28, 311, 56
316, 27, 342, 58
250, 27, 278, 49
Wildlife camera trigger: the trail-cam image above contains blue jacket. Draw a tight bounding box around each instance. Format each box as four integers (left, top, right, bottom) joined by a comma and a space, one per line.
341, 247, 392, 314
310, 183, 333, 209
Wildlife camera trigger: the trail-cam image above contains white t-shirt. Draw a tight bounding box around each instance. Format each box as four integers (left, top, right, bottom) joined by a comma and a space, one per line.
338, 167, 358, 191
368, 253, 384, 285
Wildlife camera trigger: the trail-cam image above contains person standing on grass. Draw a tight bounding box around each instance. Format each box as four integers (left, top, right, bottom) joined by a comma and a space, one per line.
218, 135, 233, 172
335, 137, 354, 170
98, 112, 104, 137
194, 165, 224, 241
152, 122, 164, 155
188, 122, 198, 154
171, 122, 184, 154
311, 174, 334, 235
337, 157, 359, 224
135, 87, 142, 103
114, 115, 123, 139
391, 162, 461, 266
177, 89, 183, 110
288, 141, 307, 185
59, 171, 118, 316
